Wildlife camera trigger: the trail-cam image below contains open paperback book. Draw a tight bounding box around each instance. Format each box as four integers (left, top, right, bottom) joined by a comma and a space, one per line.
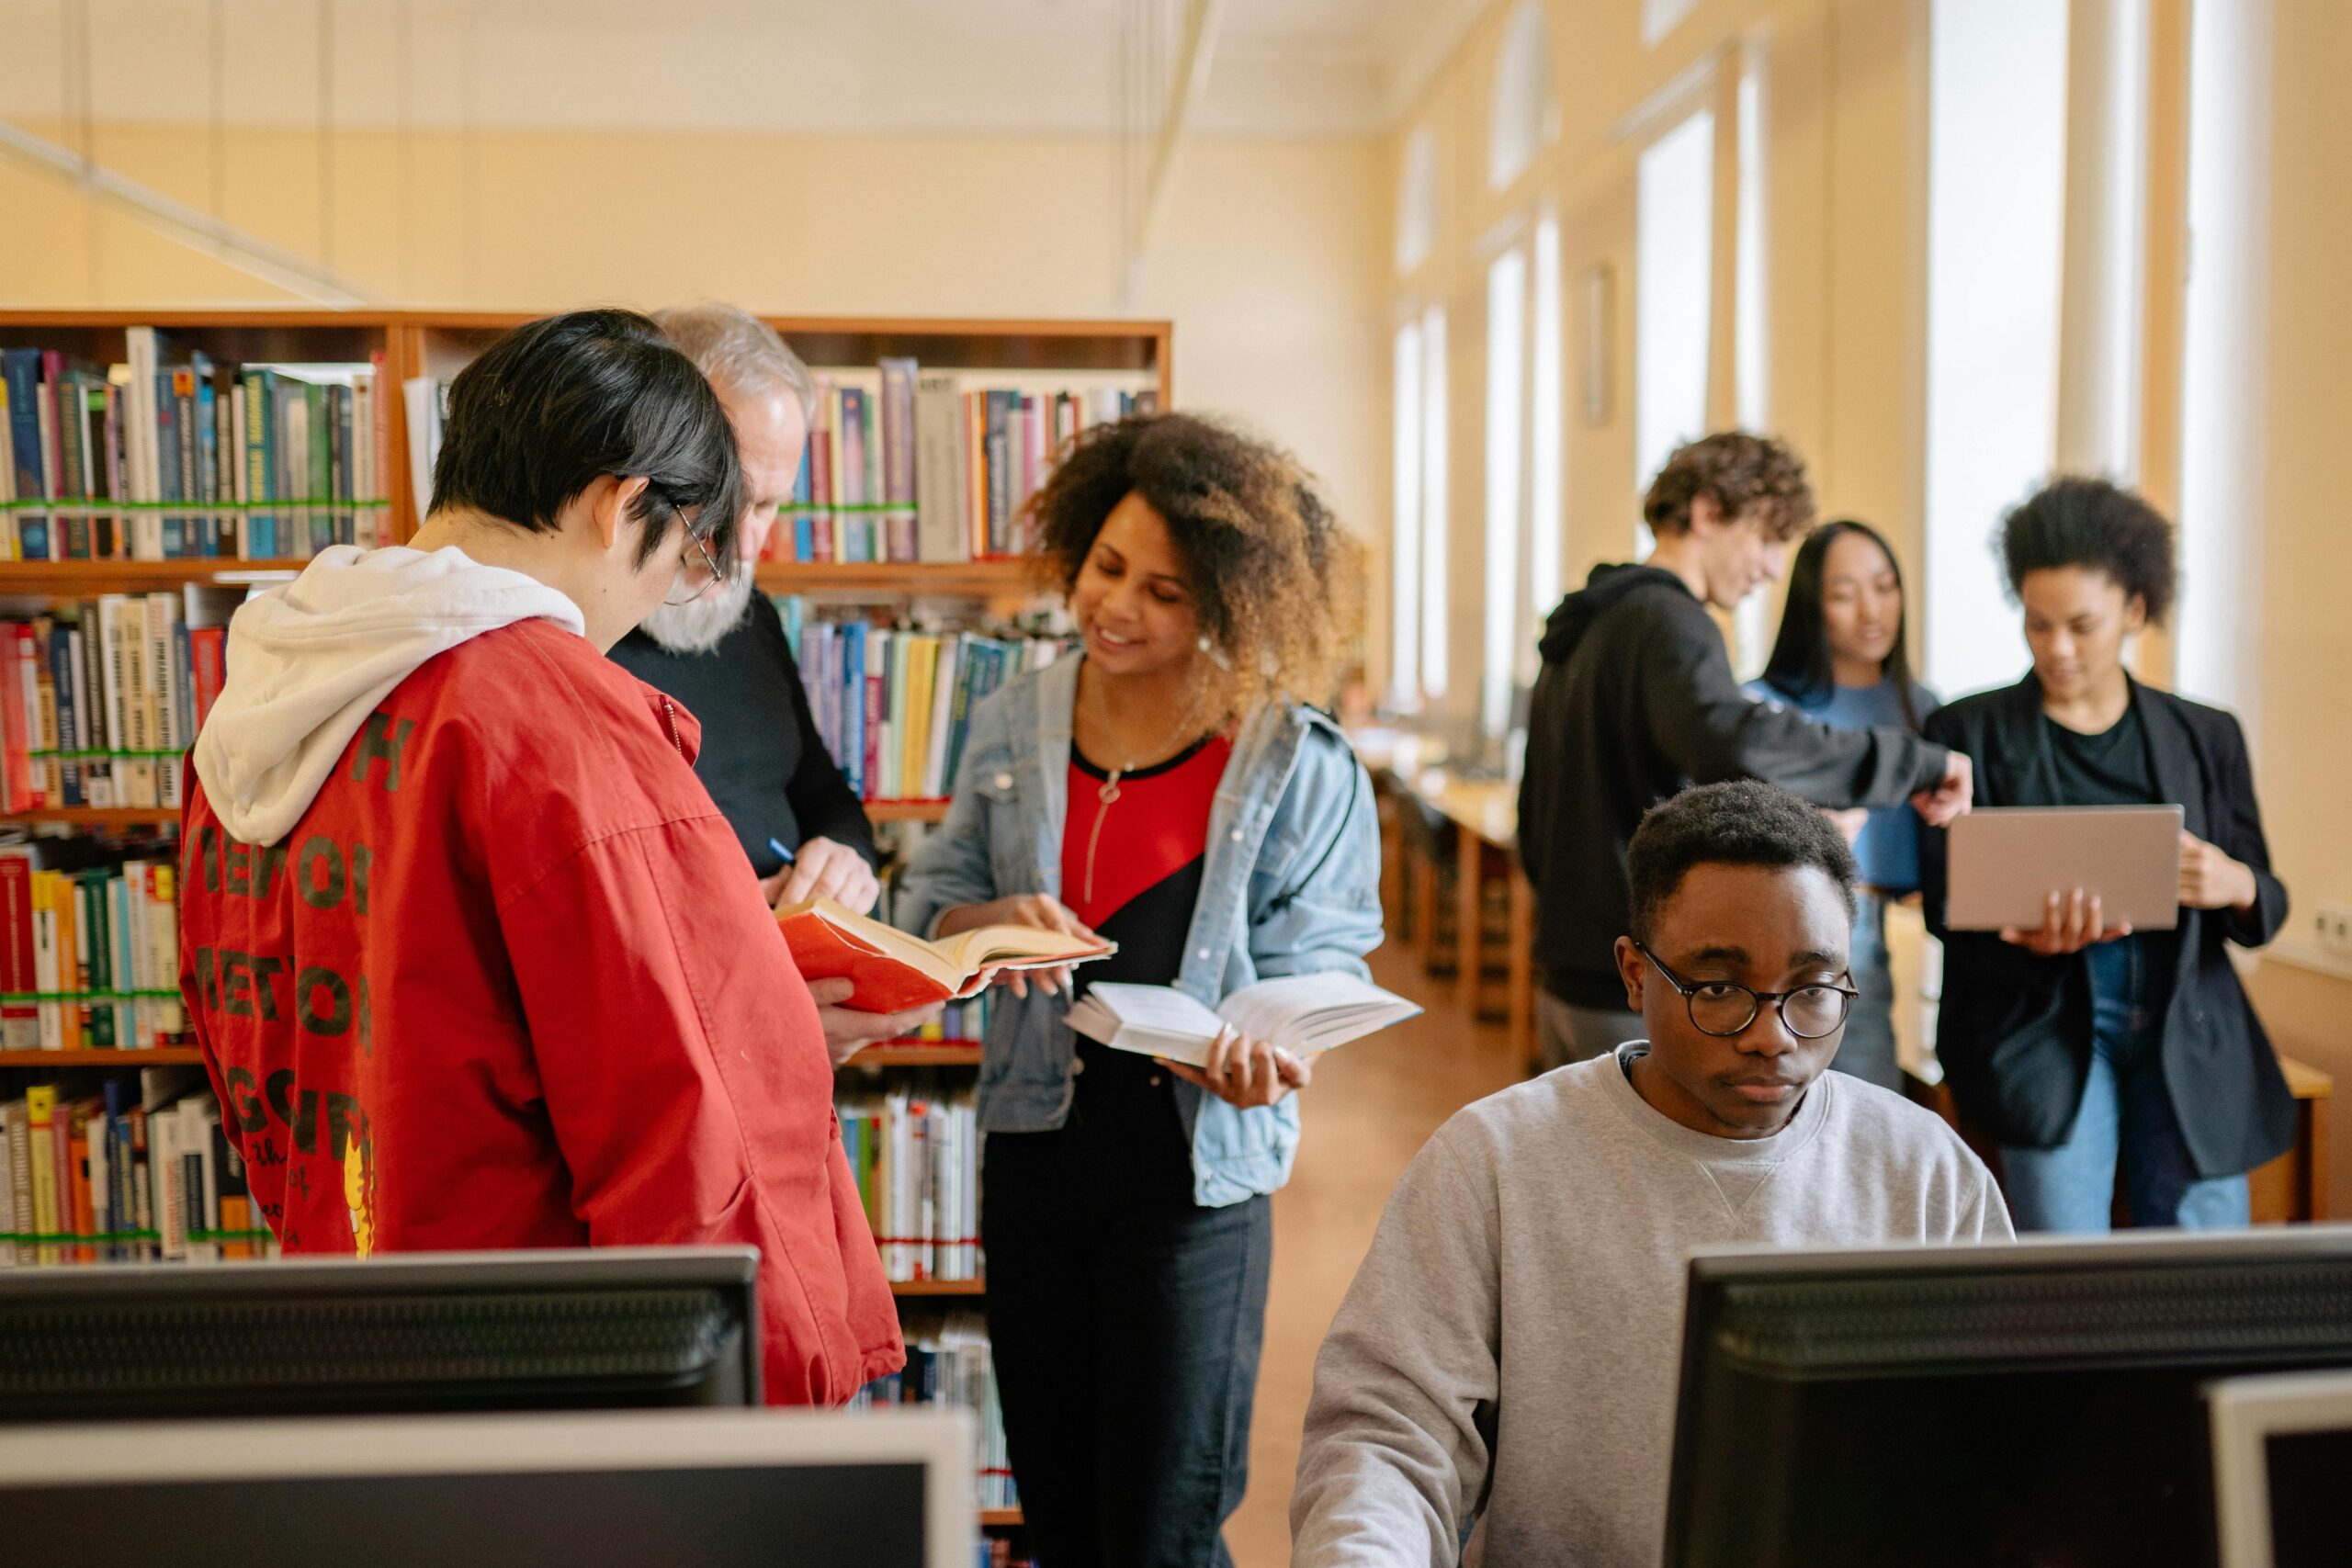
1065, 973, 1422, 1069
776, 897, 1114, 1012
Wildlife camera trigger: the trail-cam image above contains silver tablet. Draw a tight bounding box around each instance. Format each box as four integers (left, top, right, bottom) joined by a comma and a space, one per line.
1945, 805, 2183, 932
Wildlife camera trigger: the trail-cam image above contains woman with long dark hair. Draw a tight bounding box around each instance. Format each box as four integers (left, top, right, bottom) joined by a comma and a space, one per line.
1746, 519, 1933, 1090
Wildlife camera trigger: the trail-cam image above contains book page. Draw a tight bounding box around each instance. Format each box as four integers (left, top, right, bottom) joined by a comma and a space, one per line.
1216, 973, 1421, 1053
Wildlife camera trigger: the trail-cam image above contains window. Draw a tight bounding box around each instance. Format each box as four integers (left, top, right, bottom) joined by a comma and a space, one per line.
1397, 128, 1439, 274
1420, 305, 1451, 699
2177, 0, 2264, 716
1732, 51, 1770, 675
1529, 213, 1565, 649
1923, 0, 2068, 695
1391, 321, 1424, 706
1485, 247, 1529, 738
1489, 2, 1556, 190
1635, 108, 1716, 554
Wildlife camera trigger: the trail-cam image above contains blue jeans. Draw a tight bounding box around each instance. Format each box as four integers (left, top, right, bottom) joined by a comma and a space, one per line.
1832, 892, 1904, 1093
1999, 937, 2250, 1233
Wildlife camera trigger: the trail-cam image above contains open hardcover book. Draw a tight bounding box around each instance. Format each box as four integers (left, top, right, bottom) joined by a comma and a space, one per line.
1065, 974, 1422, 1069
776, 898, 1114, 1013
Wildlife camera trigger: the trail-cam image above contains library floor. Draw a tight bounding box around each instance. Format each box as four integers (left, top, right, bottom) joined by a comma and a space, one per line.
1223, 941, 1525, 1566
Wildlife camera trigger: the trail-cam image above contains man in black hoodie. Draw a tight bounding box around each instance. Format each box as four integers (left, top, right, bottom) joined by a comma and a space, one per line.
1518, 432, 1973, 1067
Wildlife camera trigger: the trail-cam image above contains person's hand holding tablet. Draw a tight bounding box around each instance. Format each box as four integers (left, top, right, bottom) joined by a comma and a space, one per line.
2000, 888, 2132, 956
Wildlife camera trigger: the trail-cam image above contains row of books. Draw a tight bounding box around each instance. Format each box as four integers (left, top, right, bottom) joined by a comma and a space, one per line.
0, 596, 229, 814
0, 1078, 268, 1268
782, 365, 1153, 565
839, 1074, 978, 1283
851, 1310, 1018, 1516
777, 603, 1069, 804
0, 843, 185, 1054
1, 336, 391, 561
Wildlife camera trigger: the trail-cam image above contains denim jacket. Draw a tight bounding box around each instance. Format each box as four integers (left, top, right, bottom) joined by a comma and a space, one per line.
896, 654, 1384, 1208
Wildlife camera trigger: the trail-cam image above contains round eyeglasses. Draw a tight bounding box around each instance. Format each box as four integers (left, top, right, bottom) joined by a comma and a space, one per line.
1633, 942, 1859, 1040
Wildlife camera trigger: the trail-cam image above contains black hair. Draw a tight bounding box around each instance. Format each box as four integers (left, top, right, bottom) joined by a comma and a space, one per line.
1758, 519, 1923, 729
428, 308, 744, 571
1996, 476, 2177, 626
1627, 781, 1858, 943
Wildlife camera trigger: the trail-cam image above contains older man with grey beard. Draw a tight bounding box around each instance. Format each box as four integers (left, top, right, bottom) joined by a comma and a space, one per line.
611, 302, 939, 1063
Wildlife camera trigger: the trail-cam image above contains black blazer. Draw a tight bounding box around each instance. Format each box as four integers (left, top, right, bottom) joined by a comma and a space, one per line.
1920, 676, 2294, 1178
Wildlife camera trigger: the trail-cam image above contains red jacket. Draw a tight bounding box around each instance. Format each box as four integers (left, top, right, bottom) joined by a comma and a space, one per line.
179, 616, 903, 1404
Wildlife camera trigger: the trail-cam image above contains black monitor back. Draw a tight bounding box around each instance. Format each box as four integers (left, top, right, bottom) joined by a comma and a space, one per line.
1666, 1228, 2352, 1568
0, 1247, 762, 1421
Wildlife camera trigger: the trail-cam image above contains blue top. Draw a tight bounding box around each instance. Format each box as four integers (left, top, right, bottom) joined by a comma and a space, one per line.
896, 653, 1385, 1209
1743, 675, 1941, 893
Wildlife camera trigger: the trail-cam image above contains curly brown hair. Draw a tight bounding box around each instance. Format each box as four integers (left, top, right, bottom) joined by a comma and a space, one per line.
1030, 412, 1363, 713
1644, 431, 1816, 542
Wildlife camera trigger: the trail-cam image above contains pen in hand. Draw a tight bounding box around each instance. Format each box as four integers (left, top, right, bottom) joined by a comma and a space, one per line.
768, 837, 797, 868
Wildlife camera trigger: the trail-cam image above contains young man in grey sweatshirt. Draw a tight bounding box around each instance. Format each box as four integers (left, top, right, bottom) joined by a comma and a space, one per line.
1291, 781, 2012, 1567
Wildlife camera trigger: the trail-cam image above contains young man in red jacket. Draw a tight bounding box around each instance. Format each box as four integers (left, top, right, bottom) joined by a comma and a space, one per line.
179, 309, 903, 1404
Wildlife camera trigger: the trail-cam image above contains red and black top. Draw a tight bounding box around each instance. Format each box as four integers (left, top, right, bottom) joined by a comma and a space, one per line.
1055, 732, 1234, 1187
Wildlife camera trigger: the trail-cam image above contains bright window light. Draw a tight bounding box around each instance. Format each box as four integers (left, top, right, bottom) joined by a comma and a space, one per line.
1485, 247, 1529, 739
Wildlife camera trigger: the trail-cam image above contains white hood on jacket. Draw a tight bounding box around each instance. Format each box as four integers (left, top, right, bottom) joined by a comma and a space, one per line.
191, 544, 585, 845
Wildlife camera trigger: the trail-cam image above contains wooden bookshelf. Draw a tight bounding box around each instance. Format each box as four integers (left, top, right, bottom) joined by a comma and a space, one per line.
888, 1277, 986, 1298
0, 309, 1170, 579
979, 1509, 1023, 1530
0, 1048, 201, 1067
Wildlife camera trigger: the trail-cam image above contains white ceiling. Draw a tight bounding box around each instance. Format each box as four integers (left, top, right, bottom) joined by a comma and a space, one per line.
0, 0, 1490, 137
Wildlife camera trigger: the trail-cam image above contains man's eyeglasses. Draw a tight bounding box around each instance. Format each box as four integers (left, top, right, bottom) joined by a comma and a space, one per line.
663, 525, 728, 607
1632, 942, 1858, 1040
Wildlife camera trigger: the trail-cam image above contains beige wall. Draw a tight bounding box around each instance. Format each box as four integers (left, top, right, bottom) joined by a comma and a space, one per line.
0, 122, 1388, 650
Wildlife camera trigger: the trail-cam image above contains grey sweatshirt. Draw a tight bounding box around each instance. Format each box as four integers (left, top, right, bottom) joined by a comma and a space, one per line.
1290, 1045, 2013, 1568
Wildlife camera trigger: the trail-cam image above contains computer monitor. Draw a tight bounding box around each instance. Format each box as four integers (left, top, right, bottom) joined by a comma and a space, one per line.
2209, 1369, 2352, 1568
0, 1247, 762, 1421
0, 1407, 971, 1568
1665, 1227, 2352, 1568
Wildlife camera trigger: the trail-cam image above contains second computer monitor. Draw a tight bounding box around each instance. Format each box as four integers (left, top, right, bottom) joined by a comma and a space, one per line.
1666, 1226, 2352, 1568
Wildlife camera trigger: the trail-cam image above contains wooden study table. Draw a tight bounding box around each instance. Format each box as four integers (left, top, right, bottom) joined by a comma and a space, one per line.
1383, 762, 1538, 1070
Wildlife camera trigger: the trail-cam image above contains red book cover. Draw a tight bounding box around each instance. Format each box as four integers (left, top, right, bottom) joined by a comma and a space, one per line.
0, 623, 28, 812
776, 898, 1111, 1013
0, 851, 35, 1052
189, 626, 228, 731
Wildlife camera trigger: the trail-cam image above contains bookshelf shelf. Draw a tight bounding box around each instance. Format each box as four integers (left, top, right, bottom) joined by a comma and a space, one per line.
0, 559, 311, 594
864, 799, 951, 824
888, 1277, 985, 1298
0, 808, 181, 830
844, 1042, 982, 1067
979, 1509, 1024, 1530
754, 560, 1036, 598
0, 1048, 200, 1067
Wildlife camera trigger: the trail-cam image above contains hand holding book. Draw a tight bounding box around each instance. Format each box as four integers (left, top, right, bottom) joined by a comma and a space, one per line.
777, 897, 1114, 1012
931, 893, 1100, 999
1162, 1026, 1313, 1109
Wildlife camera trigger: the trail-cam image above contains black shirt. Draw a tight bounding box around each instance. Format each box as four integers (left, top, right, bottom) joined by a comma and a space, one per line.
607, 596, 877, 879
2043, 702, 2159, 807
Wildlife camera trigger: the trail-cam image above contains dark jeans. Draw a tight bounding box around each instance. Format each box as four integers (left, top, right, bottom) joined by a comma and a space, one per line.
981, 1058, 1272, 1568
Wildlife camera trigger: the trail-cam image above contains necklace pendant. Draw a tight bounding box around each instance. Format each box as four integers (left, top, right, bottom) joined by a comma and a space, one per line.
1099, 780, 1122, 807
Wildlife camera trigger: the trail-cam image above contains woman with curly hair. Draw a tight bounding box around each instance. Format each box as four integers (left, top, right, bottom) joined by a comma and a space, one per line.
899, 412, 1380, 1566
1921, 477, 2292, 1232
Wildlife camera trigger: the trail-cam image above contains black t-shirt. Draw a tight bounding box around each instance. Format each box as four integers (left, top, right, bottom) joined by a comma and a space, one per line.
2042, 700, 2171, 998
607, 598, 877, 879
2043, 701, 2160, 807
